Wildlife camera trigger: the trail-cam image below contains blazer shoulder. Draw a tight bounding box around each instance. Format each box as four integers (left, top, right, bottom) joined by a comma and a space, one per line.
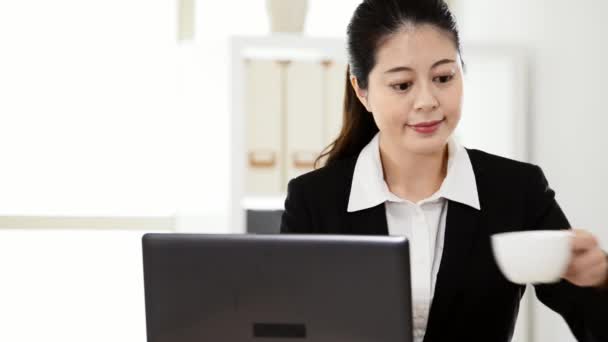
282, 156, 357, 233
288, 156, 357, 197
466, 148, 541, 179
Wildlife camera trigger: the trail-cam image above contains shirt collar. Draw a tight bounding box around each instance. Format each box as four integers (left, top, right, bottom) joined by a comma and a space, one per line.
347, 133, 480, 212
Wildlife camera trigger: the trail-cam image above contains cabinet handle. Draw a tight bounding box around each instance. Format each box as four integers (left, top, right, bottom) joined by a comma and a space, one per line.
292, 151, 317, 169
248, 150, 277, 168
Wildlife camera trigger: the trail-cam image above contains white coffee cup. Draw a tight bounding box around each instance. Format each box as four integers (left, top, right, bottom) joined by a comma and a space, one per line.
491, 230, 573, 284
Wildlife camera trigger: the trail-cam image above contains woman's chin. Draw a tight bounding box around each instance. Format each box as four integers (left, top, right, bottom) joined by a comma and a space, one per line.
401, 135, 448, 156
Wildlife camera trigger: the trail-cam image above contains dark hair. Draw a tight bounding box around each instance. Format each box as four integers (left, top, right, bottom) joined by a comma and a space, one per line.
316, 0, 462, 168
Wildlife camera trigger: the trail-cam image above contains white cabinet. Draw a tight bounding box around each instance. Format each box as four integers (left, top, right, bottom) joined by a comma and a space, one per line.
245, 59, 283, 195
244, 57, 345, 194
243, 58, 347, 194
285, 60, 325, 186
232, 36, 348, 230
324, 60, 348, 147
284, 59, 348, 184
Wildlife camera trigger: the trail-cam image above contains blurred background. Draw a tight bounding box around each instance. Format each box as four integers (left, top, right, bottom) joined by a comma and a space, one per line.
0, 0, 606, 341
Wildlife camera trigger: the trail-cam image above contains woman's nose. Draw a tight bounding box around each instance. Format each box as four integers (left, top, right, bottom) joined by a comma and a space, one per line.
414, 84, 439, 112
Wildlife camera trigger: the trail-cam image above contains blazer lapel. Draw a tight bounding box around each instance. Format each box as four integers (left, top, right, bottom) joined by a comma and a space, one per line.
344, 203, 389, 236
423, 200, 481, 341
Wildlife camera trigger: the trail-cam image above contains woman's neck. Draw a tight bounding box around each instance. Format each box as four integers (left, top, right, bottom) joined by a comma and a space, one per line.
379, 137, 448, 203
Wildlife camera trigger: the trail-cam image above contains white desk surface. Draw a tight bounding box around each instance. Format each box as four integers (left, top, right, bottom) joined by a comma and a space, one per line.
0, 230, 151, 342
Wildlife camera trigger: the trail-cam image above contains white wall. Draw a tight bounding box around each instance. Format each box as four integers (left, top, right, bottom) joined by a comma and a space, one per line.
454, 1, 608, 341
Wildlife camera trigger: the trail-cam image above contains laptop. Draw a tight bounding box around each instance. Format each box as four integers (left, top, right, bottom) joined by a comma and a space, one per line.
142, 233, 413, 342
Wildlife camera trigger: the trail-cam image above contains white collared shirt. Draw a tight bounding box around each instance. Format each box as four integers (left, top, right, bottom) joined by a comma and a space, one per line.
347, 133, 480, 342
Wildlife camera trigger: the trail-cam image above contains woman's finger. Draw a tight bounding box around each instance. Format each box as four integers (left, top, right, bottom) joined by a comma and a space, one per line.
569, 248, 606, 273
571, 229, 599, 253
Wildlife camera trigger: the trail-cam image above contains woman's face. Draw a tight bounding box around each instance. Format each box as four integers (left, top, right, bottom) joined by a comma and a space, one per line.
352, 24, 463, 156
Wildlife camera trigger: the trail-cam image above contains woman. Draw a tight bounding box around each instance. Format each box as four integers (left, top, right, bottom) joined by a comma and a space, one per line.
280, 0, 608, 341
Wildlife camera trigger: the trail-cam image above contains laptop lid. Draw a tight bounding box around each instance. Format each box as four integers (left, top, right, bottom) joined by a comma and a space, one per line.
142, 233, 412, 342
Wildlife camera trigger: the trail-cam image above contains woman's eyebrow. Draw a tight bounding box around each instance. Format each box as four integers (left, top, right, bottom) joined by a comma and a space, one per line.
383, 59, 456, 74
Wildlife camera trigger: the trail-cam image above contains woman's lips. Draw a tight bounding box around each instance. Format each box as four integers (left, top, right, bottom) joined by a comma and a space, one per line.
407, 118, 445, 134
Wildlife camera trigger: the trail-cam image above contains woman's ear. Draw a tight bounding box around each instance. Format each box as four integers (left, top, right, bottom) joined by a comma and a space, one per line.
350, 76, 372, 112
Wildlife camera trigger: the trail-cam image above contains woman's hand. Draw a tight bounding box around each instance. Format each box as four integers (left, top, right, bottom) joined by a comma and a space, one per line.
563, 229, 608, 288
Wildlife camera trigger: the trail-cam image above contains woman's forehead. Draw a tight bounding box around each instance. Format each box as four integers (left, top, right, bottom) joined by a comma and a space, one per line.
374, 24, 458, 69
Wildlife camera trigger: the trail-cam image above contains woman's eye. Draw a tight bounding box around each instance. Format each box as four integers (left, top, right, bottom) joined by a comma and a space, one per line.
391, 82, 412, 92
434, 75, 454, 83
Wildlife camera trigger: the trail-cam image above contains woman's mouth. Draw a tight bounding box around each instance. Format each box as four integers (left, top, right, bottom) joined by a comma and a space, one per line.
407, 118, 445, 134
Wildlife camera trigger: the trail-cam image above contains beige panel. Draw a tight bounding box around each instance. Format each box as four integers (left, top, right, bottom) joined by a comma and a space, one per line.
324, 60, 347, 151
245, 59, 283, 195
285, 61, 324, 189
0, 216, 175, 230
177, 0, 196, 41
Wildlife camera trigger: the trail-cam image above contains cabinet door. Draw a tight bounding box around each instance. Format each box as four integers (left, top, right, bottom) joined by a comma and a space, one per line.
323, 60, 347, 155
245, 59, 282, 195
285, 61, 324, 189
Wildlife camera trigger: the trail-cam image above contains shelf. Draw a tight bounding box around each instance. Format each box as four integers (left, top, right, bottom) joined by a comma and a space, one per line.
242, 195, 286, 211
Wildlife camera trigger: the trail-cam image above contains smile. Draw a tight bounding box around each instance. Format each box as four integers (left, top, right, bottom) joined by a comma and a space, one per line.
406, 118, 445, 134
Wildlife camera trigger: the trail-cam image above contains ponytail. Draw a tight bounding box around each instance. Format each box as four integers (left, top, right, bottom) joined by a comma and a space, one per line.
315, 65, 379, 168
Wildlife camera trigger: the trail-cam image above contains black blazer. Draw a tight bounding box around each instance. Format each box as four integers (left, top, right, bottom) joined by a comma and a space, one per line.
280, 148, 608, 342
